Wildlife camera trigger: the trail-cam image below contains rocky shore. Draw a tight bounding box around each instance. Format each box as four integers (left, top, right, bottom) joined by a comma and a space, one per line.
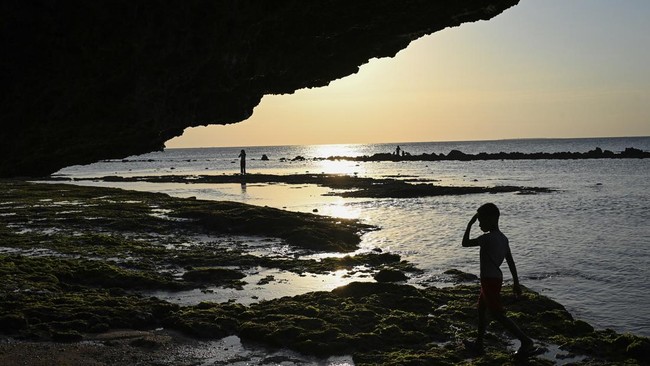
1, 180, 648, 365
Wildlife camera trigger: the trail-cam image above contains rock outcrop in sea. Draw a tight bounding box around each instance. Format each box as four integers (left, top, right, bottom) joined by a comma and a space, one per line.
326, 147, 650, 162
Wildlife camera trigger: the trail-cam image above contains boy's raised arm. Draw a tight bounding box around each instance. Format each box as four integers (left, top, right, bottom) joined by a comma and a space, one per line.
462, 214, 480, 247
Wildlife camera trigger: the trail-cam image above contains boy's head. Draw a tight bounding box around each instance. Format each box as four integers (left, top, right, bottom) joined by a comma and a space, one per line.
477, 203, 500, 232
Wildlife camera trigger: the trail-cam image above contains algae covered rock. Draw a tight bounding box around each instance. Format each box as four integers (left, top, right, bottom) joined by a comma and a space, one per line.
0, 314, 28, 334
173, 281, 650, 365
373, 268, 408, 283
165, 302, 244, 339
443, 268, 479, 283
182, 267, 246, 284
235, 282, 449, 357
1, 181, 649, 364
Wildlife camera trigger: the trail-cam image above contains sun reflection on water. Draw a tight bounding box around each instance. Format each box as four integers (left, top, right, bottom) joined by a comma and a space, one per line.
319, 198, 362, 219
314, 159, 365, 176
311, 144, 362, 158
309, 144, 367, 176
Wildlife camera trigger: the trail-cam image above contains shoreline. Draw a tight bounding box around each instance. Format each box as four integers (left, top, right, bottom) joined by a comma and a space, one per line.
1, 180, 648, 365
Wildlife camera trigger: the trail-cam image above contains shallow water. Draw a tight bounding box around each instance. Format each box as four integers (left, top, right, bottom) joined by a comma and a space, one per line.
55, 137, 650, 337
148, 267, 374, 306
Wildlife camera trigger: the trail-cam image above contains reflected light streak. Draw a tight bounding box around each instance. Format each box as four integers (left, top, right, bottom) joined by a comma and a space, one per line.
291, 269, 368, 292
307, 144, 367, 176
320, 199, 362, 220
311, 144, 363, 158
315, 159, 364, 176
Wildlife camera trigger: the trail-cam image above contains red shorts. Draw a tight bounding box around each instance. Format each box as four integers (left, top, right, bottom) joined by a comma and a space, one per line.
478, 277, 503, 312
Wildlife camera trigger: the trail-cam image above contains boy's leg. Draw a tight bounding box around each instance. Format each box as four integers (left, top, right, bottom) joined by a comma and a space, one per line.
491, 311, 540, 357
492, 311, 532, 345
463, 290, 487, 353
477, 278, 501, 344
477, 299, 487, 344
478, 278, 538, 355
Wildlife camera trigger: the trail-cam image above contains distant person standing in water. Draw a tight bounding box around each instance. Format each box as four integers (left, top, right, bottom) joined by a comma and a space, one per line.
461, 203, 539, 357
238, 149, 246, 175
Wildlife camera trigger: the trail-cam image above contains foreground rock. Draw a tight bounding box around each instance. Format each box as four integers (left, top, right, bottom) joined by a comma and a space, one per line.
1, 279, 648, 365
1, 1, 519, 177
0, 180, 370, 252
0, 181, 648, 365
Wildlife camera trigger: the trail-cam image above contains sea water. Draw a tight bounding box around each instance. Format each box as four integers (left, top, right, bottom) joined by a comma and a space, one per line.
55, 137, 650, 337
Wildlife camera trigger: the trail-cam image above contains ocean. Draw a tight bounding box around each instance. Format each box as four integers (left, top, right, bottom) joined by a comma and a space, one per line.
55, 136, 650, 338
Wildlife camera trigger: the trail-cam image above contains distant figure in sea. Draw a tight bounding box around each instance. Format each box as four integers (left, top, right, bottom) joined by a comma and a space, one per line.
461, 203, 539, 357
395, 145, 401, 156
238, 149, 246, 175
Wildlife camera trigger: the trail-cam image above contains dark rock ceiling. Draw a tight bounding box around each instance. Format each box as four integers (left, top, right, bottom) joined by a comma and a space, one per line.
1, 0, 519, 177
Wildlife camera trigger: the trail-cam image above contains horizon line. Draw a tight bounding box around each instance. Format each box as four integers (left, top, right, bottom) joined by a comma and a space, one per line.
164, 134, 650, 150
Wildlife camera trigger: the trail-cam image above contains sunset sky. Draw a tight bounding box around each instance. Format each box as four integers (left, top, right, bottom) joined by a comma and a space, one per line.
167, 0, 650, 148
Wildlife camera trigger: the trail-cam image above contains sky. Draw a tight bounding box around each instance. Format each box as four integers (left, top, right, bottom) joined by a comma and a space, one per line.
166, 0, 650, 148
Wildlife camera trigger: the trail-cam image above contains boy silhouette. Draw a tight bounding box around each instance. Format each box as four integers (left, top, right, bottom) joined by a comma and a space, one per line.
462, 203, 538, 357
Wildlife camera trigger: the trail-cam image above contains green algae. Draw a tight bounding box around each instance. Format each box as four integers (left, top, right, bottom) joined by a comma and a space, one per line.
199, 281, 644, 365
0, 255, 181, 291
165, 301, 245, 339
166, 198, 369, 252
1, 180, 648, 365
0, 260, 178, 341
0, 179, 388, 278
0, 253, 181, 340
1, 180, 371, 252
182, 267, 247, 289
2, 250, 648, 364
0, 180, 409, 343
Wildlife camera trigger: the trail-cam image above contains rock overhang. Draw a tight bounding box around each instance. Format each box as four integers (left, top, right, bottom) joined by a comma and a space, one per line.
0, 0, 519, 177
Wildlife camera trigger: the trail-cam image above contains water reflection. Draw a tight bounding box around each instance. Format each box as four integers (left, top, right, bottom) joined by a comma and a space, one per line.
315, 159, 364, 176
319, 198, 362, 219
310, 144, 363, 158
147, 268, 373, 306
309, 144, 367, 176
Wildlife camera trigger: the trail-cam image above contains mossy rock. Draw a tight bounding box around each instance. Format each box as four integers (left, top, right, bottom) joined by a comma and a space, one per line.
0, 314, 28, 333
2, 181, 649, 364
51, 330, 83, 342
626, 337, 650, 362
373, 268, 408, 283
165, 301, 243, 339
443, 268, 478, 282
182, 267, 246, 283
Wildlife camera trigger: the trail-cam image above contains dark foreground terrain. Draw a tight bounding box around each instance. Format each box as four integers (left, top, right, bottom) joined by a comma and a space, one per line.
0, 181, 647, 365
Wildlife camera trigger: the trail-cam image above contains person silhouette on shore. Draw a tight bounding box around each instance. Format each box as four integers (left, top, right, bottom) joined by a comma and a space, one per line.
461, 203, 538, 357
395, 145, 401, 156
238, 149, 246, 175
